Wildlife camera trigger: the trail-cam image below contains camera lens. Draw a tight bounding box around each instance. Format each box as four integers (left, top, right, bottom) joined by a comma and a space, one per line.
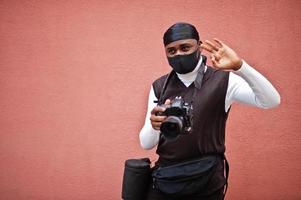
160, 116, 183, 140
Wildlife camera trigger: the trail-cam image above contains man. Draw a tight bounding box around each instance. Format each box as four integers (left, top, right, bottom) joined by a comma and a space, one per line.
139, 22, 280, 200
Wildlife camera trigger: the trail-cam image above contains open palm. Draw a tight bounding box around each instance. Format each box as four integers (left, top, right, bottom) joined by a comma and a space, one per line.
201, 38, 242, 71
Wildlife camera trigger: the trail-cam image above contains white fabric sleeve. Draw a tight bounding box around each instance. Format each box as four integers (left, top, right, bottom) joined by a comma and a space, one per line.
139, 85, 160, 150
225, 61, 281, 111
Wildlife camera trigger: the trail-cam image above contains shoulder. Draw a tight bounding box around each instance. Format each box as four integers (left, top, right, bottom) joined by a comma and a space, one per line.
207, 65, 229, 74
206, 66, 230, 79
152, 73, 170, 99
153, 73, 169, 85
202, 66, 231, 92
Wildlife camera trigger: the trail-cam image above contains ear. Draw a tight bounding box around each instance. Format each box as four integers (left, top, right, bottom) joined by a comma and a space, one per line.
198, 41, 202, 52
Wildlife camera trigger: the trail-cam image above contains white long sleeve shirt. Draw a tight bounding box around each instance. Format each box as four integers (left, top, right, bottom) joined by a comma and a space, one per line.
139, 58, 281, 150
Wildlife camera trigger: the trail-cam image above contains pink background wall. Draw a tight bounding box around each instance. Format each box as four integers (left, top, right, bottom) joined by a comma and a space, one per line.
0, 0, 300, 199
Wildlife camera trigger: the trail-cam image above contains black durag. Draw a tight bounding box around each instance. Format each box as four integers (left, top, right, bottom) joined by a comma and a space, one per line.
163, 22, 200, 46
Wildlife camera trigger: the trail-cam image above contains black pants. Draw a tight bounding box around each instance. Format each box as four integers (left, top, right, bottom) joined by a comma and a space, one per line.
145, 157, 226, 200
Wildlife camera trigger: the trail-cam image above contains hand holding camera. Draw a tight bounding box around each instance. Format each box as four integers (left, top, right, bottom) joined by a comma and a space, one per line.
150, 99, 171, 131
150, 97, 193, 140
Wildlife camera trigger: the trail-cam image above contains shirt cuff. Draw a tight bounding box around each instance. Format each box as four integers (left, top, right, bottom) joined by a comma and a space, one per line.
233, 60, 250, 76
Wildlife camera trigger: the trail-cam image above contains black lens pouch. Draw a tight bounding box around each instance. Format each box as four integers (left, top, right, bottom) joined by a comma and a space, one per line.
121, 158, 151, 200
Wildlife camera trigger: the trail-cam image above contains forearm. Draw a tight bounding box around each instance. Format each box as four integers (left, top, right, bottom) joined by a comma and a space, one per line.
139, 123, 160, 150
139, 86, 160, 150
227, 61, 281, 109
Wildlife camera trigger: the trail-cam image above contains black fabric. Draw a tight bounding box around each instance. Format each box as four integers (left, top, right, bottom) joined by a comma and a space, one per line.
222, 156, 230, 200
163, 22, 200, 46
146, 156, 226, 200
146, 184, 224, 200
152, 155, 218, 196
121, 158, 151, 200
152, 57, 230, 166
167, 49, 200, 74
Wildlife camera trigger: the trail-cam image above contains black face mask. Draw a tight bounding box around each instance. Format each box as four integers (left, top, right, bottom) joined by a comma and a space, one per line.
167, 49, 200, 74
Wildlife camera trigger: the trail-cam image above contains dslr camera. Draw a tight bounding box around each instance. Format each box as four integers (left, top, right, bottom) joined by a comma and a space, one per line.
157, 97, 193, 140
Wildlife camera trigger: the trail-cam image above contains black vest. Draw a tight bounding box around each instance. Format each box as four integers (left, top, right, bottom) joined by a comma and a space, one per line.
152, 59, 230, 166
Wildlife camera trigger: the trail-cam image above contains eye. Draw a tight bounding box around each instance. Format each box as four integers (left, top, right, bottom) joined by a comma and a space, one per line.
181, 45, 191, 52
168, 48, 176, 55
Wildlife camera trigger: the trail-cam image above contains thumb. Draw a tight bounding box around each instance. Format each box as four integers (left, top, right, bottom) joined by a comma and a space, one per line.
164, 99, 171, 105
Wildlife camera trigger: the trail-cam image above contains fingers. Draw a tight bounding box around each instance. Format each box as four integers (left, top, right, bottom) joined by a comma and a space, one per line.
202, 38, 225, 69
150, 99, 171, 130
150, 106, 167, 122
201, 38, 226, 54
150, 107, 167, 130
151, 105, 165, 115
201, 40, 219, 53
200, 43, 214, 53
205, 40, 219, 51
213, 38, 224, 47
150, 114, 166, 122
151, 122, 163, 130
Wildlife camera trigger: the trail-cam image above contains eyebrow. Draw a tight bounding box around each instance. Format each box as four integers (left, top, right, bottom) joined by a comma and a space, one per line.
167, 47, 176, 51
167, 43, 192, 50
179, 43, 192, 47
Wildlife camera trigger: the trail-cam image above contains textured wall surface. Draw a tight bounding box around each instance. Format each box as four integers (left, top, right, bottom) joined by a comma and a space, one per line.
0, 0, 300, 199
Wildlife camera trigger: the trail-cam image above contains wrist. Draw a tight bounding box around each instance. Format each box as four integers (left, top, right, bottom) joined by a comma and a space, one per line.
232, 58, 243, 71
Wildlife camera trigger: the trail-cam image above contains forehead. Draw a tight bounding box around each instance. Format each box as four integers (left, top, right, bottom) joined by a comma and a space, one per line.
165, 39, 198, 49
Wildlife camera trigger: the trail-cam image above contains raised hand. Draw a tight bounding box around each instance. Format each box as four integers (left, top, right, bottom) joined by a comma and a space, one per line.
201, 38, 243, 71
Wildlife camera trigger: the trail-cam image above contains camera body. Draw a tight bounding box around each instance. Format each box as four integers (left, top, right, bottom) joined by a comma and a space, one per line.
157, 97, 193, 140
